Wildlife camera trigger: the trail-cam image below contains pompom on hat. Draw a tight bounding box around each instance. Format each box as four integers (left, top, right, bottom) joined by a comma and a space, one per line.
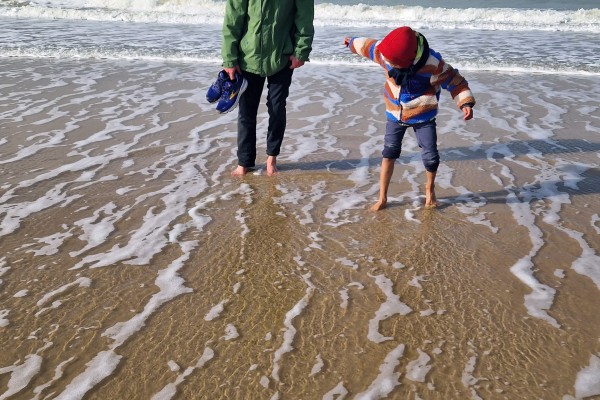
377, 26, 418, 68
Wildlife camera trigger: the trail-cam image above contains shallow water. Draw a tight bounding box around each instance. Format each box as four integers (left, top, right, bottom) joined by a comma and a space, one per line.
0, 59, 599, 399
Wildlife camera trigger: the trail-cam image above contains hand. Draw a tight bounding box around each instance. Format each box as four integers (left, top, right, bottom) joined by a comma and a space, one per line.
344, 37, 351, 47
289, 55, 305, 69
462, 106, 473, 120
224, 65, 241, 80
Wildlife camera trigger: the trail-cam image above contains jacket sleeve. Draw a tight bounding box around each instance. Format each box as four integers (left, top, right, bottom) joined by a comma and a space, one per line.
293, 0, 315, 61
221, 0, 248, 68
347, 37, 387, 69
430, 58, 476, 109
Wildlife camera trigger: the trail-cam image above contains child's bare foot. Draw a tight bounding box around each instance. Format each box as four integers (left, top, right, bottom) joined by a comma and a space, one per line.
425, 187, 437, 208
266, 156, 278, 176
231, 165, 249, 177
370, 200, 387, 211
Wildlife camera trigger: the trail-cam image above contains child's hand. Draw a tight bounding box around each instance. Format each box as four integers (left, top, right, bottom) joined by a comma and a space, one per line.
344, 37, 351, 47
462, 106, 473, 120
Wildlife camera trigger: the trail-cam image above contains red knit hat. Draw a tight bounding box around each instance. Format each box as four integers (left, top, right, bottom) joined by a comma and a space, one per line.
378, 26, 418, 68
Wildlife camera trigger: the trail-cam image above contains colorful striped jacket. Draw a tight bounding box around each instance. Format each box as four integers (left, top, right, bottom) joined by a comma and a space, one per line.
348, 37, 475, 124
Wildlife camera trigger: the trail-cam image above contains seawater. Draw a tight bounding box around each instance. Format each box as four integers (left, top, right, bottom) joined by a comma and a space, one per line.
0, 0, 599, 73
1, 1, 600, 399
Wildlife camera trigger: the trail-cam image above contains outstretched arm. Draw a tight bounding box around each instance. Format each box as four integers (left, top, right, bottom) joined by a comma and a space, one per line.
431, 59, 476, 116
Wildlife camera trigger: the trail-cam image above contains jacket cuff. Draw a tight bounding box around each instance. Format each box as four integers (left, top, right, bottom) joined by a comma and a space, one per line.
222, 60, 238, 68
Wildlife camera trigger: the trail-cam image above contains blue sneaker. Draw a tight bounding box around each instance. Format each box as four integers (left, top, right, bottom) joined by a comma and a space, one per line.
216, 72, 247, 114
206, 70, 229, 103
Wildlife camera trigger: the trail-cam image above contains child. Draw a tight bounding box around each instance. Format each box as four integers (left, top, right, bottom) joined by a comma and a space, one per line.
344, 26, 475, 210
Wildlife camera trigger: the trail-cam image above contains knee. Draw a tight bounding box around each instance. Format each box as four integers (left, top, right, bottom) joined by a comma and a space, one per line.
422, 152, 439, 172
382, 146, 401, 159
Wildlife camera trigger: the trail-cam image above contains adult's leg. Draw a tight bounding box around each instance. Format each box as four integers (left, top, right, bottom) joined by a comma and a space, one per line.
413, 119, 439, 207
233, 71, 265, 175
372, 121, 408, 211
265, 67, 294, 175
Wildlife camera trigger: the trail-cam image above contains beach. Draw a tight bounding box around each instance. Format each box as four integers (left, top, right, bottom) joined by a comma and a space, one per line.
1, 57, 599, 399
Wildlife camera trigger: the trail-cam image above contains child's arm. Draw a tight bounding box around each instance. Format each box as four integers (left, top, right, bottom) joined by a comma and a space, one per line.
430, 58, 475, 116
344, 37, 387, 68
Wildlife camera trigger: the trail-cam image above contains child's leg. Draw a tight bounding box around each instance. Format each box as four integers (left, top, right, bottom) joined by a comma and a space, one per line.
425, 170, 437, 208
371, 157, 395, 211
413, 120, 439, 207
371, 121, 407, 211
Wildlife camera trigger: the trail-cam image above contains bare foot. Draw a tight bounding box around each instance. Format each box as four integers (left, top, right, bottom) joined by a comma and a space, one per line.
231, 165, 249, 177
425, 186, 438, 208
370, 200, 387, 211
266, 156, 278, 176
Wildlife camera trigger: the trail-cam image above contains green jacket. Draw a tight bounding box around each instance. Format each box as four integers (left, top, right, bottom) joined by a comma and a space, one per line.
221, 0, 314, 77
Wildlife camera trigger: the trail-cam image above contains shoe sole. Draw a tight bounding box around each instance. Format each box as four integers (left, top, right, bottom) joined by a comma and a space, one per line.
218, 79, 248, 114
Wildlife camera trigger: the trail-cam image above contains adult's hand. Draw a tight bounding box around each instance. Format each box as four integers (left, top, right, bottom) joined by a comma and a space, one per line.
224, 65, 241, 80
289, 55, 305, 69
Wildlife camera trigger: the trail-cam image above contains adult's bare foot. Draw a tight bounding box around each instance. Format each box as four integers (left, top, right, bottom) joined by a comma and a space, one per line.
231, 165, 249, 177
266, 156, 278, 176
370, 200, 387, 211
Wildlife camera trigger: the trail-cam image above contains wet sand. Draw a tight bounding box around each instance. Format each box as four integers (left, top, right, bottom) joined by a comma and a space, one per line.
1, 58, 600, 399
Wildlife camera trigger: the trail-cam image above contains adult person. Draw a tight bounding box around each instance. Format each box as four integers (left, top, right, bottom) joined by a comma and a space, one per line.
221, 0, 315, 176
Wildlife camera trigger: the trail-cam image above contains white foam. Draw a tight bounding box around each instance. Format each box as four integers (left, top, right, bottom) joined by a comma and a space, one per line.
323, 381, 349, 400
31, 357, 75, 400
221, 324, 239, 341
336, 257, 359, 270
271, 273, 315, 382
54, 350, 122, 400
0, 310, 9, 327
461, 356, 483, 400
354, 344, 405, 400
151, 347, 214, 400
3, 1, 598, 32
592, 214, 600, 234
339, 287, 349, 309
367, 274, 413, 343
35, 277, 92, 316
0, 354, 44, 400
405, 349, 432, 383
309, 354, 325, 377
574, 354, 600, 399
204, 299, 228, 322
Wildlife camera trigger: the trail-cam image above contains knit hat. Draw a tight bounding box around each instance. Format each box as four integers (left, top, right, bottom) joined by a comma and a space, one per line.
378, 26, 418, 68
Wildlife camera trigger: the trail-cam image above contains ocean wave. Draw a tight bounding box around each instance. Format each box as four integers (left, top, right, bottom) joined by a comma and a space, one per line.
1, 0, 599, 32
2, 47, 598, 76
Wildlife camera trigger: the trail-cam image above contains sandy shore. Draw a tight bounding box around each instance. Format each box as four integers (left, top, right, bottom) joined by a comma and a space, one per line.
1, 58, 599, 399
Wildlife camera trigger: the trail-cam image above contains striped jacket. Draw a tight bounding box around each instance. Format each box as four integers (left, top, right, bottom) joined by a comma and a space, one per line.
348, 37, 475, 124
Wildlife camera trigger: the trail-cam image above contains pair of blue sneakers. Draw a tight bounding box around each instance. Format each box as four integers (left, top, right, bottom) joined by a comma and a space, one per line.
206, 70, 248, 113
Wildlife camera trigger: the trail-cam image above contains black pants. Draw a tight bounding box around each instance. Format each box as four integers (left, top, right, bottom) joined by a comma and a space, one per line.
237, 66, 294, 168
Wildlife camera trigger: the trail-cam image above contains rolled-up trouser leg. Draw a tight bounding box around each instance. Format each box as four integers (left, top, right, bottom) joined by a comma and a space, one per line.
382, 120, 408, 159
413, 119, 439, 172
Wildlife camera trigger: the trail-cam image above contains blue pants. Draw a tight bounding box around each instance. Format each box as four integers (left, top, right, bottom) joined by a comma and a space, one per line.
382, 119, 440, 173
237, 67, 294, 168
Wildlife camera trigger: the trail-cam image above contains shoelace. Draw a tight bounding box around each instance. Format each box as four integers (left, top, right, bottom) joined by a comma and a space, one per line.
220, 81, 233, 100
